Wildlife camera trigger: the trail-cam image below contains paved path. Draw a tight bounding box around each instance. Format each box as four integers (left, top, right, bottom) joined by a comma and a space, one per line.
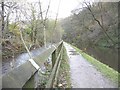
64, 42, 117, 88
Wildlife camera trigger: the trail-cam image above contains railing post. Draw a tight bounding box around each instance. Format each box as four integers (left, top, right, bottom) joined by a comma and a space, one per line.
52, 50, 56, 68
46, 42, 63, 88
53, 54, 62, 87
53, 43, 63, 87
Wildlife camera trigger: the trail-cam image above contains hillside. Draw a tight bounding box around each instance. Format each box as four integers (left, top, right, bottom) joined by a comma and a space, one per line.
61, 2, 119, 71
61, 2, 118, 49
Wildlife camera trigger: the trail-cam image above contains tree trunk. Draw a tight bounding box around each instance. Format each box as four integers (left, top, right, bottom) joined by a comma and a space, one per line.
1, 1, 4, 38
84, 2, 115, 46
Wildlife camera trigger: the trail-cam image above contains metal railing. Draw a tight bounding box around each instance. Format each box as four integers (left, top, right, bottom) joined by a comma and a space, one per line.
2, 41, 64, 89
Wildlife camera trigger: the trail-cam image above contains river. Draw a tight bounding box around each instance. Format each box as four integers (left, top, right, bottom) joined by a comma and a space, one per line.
2, 45, 52, 74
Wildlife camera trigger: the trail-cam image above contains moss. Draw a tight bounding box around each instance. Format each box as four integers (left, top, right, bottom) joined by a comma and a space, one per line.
58, 46, 71, 88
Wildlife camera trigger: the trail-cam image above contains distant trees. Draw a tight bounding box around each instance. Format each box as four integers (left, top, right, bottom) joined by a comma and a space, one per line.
84, 2, 115, 46
1, 0, 63, 45
62, 2, 118, 49
1, 1, 63, 60
1, 1, 19, 39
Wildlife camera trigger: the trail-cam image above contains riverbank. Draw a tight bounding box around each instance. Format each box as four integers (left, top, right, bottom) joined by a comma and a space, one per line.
2, 39, 41, 61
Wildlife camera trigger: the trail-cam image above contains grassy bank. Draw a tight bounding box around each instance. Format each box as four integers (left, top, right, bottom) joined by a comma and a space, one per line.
58, 46, 71, 88
71, 44, 119, 86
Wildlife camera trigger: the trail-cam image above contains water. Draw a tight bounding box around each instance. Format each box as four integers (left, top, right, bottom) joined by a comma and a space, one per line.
2, 45, 52, 74
85, 46, 118, 71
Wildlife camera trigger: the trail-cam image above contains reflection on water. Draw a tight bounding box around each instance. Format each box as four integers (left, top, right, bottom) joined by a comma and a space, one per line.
85, 46, 118, 71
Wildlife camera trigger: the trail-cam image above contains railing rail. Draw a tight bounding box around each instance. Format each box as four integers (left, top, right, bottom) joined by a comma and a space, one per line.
2, 41, 64, 88
46, 42, 63, 88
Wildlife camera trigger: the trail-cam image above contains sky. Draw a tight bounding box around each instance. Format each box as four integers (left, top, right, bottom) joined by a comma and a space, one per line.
7, 0, 84, 22
7, 0, 119, 21
25, 0, 83, 19
49, 0, 80, 19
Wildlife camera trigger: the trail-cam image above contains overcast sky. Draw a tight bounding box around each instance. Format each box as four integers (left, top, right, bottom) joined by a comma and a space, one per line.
50, 0, 80, 19
7, 0, 119, 21
25, 0, 85, 19
25, 0, 119, 19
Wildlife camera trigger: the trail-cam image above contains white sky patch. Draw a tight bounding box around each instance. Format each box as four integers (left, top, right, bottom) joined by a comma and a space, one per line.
3, 0, 119, 20
51, 0, 79, 19
34, 0, 120, 19
25, 0, 82, 19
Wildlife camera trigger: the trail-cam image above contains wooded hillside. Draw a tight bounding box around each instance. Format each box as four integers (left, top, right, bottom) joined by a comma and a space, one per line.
1, 1, 63, 60
62, 2, 119, 50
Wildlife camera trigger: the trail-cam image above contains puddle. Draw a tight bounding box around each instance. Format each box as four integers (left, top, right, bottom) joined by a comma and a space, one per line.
69, 51, 79, 55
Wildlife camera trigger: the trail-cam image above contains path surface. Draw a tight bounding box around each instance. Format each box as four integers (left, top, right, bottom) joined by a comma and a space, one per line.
64, 42, 117, 88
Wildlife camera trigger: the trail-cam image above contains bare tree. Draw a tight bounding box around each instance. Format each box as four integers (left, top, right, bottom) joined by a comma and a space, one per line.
1, 1, 4, 38
52, 0, 61, 43
84, 2, 115, 46
38, 0, 51, 48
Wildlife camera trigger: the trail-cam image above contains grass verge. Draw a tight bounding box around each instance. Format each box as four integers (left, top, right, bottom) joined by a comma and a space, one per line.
58, 45, 71, 88
71, 44, 120, 86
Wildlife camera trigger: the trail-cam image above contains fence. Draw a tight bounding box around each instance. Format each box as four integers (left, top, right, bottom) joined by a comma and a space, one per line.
2, 41, 64, 89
